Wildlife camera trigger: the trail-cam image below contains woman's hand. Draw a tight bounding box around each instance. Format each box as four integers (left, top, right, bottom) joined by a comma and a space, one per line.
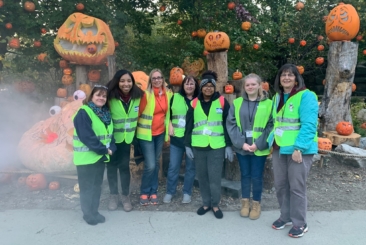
168, 121, 175, 136
248, 143, 257, 152
292, 150, 302, 163
108, 148, 113, 155
242, 143, 251, 151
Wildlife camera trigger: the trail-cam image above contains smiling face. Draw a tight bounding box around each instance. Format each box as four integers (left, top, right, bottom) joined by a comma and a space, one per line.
244, 78, 260, 98
201, 82, 215, 98
183, 79, 196, 97
280, 70, 296, 93
119, 74, 133, 95
151, 71, 163, 89
91, 90, 107, 108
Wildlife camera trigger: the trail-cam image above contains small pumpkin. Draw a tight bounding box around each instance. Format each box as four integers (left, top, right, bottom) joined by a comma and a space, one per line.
49, 181, 60, 190
114, 41, 119, 47
204, 31, 230, 52
191, 31, 198, 37
0, 0, 3, 8
62, 75, 74, 85
300, 40, 306, 46
253, 44, 259, 50
360, 122, 366, 129
296, 65, 304, 75
228, 2, 235, 10
63, 68, 73, 75
87, 70, 101, 82
24, 1, 36, 12
234, 44, 242, 51
363, 50, 366, 55
5, 23, 12, 29
26, 173, 47, 191
177, 20, 182, 25
232, 69, 243, 80
37, 53, 47, 62
9, 38, 20, 49
59, 59, 68, 68
288, 38, 295, 44
33, 40, 41, 47
132, 71, 149, 91
241, 21, 251, 31
224, 83, 234, 94
315, 57, 324, 65
159, 5, 166, 12
356, 35, 362, 41
197, 29, 207, 38
76, 3, 84, 11
317, 45, 324, 51
352, 83, 356, 92
335, 121, 353, 136
57, 88, 67, 98
318, 138, 332, 151
203, 50, 209, 56
262, 81, 270, 92
79, 83, 92, 96
295, 2, 304, 11
169, 67, 184, 86
41, 28, 47, 34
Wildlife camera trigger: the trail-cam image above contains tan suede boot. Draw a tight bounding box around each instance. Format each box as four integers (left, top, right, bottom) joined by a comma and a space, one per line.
240, 198, 250, 217
121, 195, 133, 212
249, 201, 261, 220
108, 194, 119, 211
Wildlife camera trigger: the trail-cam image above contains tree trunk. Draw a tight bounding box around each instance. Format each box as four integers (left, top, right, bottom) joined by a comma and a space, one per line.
319, 41, 358, 132
207, 51, 228, 94
75, 66, 87, 90
108, 55, 116, 81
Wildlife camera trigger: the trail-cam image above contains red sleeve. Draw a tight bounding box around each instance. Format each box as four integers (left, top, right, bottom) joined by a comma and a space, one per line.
139, 93, 147, 117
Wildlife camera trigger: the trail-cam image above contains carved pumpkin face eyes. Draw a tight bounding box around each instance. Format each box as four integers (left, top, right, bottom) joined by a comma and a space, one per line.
204, 32, 230, 52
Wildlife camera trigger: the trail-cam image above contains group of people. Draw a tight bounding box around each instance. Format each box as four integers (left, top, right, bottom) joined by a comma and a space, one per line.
72, 64, 318, 239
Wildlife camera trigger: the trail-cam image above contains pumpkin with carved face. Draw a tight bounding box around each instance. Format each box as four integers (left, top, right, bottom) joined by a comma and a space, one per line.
204, 31, 230, 52
325, 3, 360, 41
54, 13, 115, 65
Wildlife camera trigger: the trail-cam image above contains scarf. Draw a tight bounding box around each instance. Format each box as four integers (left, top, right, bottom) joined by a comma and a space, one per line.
118, 90, 131, 104
87, 101, 111, 125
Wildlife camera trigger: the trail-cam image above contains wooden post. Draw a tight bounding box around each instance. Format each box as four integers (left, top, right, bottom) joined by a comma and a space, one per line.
319, 41, 358, 132
75, 66, 87, 90
108, 55, 116, 81
207, 51, 228, 94
229, 78, 244, 98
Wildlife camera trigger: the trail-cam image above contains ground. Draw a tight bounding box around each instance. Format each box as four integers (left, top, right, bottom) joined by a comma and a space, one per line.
1, 156, 366, 213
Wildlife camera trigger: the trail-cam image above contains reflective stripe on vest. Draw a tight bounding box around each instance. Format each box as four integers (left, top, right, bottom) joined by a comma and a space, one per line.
136, 90, 172, 141
171, 93, 188, 137
233, 97, 272, 156
191, 98, 225, 149
272, 90, 317, 147
73, 105, 113, 165
110, 98, 140, 144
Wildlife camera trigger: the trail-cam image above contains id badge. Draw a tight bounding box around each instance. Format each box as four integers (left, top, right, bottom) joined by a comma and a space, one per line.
134, 106, 139, 112
125, 123, 130, 129
275, 128, 284, 137
178, 119, 186, 127
245, 130, 253, 137
106, 142, 110, 148
216, 108, 223, 114
203, 127, 212, 136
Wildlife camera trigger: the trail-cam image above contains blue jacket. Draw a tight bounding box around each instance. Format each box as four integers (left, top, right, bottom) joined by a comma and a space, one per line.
268, 89, 318, 155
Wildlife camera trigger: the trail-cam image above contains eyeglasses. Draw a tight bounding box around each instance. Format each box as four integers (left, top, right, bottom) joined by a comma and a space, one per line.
203, 85, 215, 89
93, 85, 108, 90
280, 73, 295, 78
152, 76, 163, 81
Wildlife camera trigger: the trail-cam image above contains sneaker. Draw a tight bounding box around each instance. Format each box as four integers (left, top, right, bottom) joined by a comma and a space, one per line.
150, 194, 158, 205
121, 195, 133, 212
272, 218, 293, 230
140, 194, 149, 206
163, 194, 173, 204
288, 224, 308, 238
182, 194, 191, 204
108, 194, 119, 211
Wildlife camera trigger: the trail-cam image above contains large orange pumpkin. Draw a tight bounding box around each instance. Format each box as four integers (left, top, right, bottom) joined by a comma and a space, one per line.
169, 67, 184, 86
54, 13, 115, 65
204, 31, 230, 52
325, 3, 360, 41
88, 70, 101, 82
335, 121, 353, 136
132, 71, 149, 91
9, 38, 20, 49
233, 69, 243, 80
318, 138, 332, 151
26, 173, 47, 191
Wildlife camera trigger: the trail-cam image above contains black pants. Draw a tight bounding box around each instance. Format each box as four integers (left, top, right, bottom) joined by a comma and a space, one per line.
106, 142, 131, 196
76, 159, 105, 218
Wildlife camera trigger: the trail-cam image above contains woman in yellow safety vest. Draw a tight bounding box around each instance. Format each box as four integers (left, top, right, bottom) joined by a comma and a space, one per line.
136, 68, 173, 205
226, 73, 273, 220
73, 85, 116, 225
185, 70, 233, 219
163, 76, 199, 204
106, 70, 143, 212
269, 64, 318, 238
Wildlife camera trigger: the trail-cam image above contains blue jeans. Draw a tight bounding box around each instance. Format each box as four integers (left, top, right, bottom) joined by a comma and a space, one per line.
166, 144, 196, 195
139, 133, 165, 195
236, 154, 267, 201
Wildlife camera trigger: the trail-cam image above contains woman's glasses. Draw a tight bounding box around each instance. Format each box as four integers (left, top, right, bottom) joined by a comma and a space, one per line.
93, 85, 108, 89
152, 76, 163, 81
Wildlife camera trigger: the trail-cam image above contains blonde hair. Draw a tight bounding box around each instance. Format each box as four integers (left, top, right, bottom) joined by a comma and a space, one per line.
147, 68, 165, 92
243, 73, 264, 99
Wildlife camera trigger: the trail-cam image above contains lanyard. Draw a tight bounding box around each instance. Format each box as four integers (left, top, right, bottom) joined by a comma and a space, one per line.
248, 100, 258, 126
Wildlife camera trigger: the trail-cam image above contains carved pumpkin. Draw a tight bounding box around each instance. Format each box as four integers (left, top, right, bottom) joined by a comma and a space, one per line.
234, 44, 242, 51
5, 23, 12, 29
54, 13, 115, 65
197, 29, 207, 38
87, 70, 101, 82
14, 81, 35, 93
241, 21, 251, 31
352, 83, 356, 92
132, 71, 149, 91
49, 181, 60, 190
262, 81, 270, 92
317, 45, 324, 51
169, 67, 184, 86
79, 83, 92, 96
204, 31, 230, 52
224, 83, 234, 94
9, 38, 20, 49
59, 59, 68, 68
296, 66, 304, 75
315, 57, 324, 65
57, 88, 67, 98
325, 3, 360, 41
33, 40, 41, 47
233, 70, 243, 80
300, 40, 306, 46
288, 38, 295, 44
295, 2, 304, 11
228, 2, 235, 10
26, 173, 47, 191
335, 121, 353, 136
182, 57, 205, 77
24, 1, 35, 12
253, 44, 259, 50
63, 68, 73, 75
318, 138, 332, 151
37, 53, 47, 62
360, 122, 366, 129
76, 3, 84, 11
62, 75, 74, 85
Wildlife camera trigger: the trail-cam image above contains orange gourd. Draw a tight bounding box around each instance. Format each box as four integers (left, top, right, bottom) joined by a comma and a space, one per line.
191, 31, 198, 37
88, 70, 101, 82
26, 174, 47, 191
228, 2, 235, 10
241, 21, 251, 31
232, 70, 243, 80
197, 29, 207, 38
169, 67, 184, 86
253, 44, 259, 50
317, 45, 324, 51
224, 83, 234, 94
315, 57, 324, 65
177, 20, 182, 25
76, 3, 84, 11
204, 31, 230, 52
234, 44, 242, 51
57, 88, 67, 98
34, 40, 41, 47
5, 23, 12, 29
37, 53, 47, 62
300, 40, 306, 46
49, 181, 60, 190
318, 138, 332, 150
335, 121, 353, 136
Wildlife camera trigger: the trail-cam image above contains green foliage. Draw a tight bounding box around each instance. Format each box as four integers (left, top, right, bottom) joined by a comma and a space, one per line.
351, 101, 366, 137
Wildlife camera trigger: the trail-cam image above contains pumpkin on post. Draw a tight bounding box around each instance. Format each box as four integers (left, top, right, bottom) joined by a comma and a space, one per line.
204, 31, 230, 52
335, 121, 354, 136
232, 69, 243, 80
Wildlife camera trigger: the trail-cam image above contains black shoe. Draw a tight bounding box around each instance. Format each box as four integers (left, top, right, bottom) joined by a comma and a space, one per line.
272, 218, 292, 230
288, 223, 308, 238
197, 206, 211, 215
83, 215, 98, 226
94, 213, 105, 223
212, 208, 223, 219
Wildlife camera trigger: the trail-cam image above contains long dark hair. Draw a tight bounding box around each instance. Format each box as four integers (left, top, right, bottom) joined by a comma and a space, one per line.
83, 85, 109, 109
179, 76, 199, 98
273, 64, 305, 93
107, 69, 143, 100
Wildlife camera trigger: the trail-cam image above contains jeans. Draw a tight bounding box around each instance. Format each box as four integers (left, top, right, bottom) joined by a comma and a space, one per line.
166, 144, 196, 195
106, 141, 131, 196
139, 133, 165, 195
236, 153, 267, 201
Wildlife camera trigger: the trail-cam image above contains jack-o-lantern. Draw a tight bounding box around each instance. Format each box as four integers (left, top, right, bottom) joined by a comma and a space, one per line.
132, 71, 148, 91
241, 21, 251, 31
296, 65, 304, 75
224, 83, 234, 94
318, 138, 332, 151
62, 75, 74, 85
325, 3, 360, 41
26, 173, 47, 191
335, 121, 353, 136
182, 57, 205, 77
169, 67, 184, 86
63, 68, 73, 75
262, 81, 269, 92
54, 13, 115, 65
37, 53, 47, 62
59, 59, 68, 68
352, 83, 356, 92
233, 69, 243, 80
24, 1, 35, 12
360, 122, 366, 129
87, 70, 101, 82
315, 57, 324, 65
57, 88, 67, 97
14, 81, 35, 93
197, 29, 207, 38
79, 83, 92, 96
204, 31, 230, 52
49, 181, 60, 190
9, 38, 20, 49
